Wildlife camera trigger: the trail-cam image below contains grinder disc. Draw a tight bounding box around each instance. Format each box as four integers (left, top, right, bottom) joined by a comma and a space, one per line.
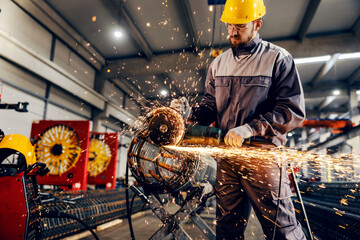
147, 107, 185, 146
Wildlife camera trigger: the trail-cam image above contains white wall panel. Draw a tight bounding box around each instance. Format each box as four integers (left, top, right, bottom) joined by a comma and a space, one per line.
46, 104, 88, 121
0, 85, 44, 138
0, 59, 47, 97
97, 125, 107, 133
103, 80, 124, 107
49, 86, 92, 119
0, 0, 52, 59
117, 135, 132, 178
54, 40, 96, 88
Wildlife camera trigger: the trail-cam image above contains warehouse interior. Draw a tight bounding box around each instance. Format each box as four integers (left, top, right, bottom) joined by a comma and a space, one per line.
0, 0, 359, 239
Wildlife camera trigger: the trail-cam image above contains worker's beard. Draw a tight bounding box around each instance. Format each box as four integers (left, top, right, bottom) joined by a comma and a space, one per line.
229, 28, 255, 48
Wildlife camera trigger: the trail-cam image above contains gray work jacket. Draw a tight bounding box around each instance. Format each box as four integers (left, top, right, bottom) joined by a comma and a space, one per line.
190, 34, 305, 146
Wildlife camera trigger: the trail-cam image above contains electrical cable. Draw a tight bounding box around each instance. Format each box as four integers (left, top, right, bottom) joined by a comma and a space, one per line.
130, 192, 136, 213
125, 157, 136, 240
41, 210, 99, 240
272, 160, 283, 240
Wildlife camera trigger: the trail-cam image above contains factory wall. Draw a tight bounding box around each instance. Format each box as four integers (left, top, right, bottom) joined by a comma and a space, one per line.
0, 0, 92, 134
118, 135, 132, 180
0, 1, 138, 179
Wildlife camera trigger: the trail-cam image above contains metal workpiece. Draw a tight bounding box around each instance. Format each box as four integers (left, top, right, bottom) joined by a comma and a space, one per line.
127, 107, 217, 239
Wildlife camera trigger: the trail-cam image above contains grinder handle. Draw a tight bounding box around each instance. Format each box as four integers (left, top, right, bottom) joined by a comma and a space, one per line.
182, 124, 275, 148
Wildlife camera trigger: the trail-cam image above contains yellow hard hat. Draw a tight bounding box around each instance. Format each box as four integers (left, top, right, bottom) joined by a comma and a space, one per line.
0, 134, 36, 166
221, 0, 266, 24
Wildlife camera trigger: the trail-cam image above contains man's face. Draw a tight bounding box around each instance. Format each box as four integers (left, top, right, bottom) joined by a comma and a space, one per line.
227, 21, 260, 48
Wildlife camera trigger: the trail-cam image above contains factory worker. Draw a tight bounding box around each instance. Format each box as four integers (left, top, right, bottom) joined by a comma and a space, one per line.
171, 0, 306, 239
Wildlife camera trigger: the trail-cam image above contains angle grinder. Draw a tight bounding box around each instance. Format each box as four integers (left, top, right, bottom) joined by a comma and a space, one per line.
146, 107, 223, 147
145, 107, 271, 148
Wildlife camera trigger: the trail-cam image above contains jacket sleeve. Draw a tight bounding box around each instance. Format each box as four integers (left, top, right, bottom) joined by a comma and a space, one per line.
189, 63, 217, 126
247, 55, 306, 137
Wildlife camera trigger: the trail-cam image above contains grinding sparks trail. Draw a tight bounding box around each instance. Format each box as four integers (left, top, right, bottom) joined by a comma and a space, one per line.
165, 145, 360, 181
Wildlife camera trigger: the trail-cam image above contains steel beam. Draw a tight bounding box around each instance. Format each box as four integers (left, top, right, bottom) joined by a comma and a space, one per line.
105, 33, 360, 79
310, 53, 341, 87
296, 0, 321, 42
106, 49, 211, 79
174, 0, 200, 50
352, 16, 360, 38
317, 96, 337, 111
348, 66, 360, 86
307, 124, 360, 151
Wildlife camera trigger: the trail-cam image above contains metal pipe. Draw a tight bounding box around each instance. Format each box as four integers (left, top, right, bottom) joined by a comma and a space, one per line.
289, 164, 313, 240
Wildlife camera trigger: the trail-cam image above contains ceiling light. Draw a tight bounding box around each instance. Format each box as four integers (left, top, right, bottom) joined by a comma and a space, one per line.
209, 6, 214, 11
294, 55, 331, 65
114, 31, 123, 38
339, 52, 360, 60
160, 90, 168, 96
287, 132, 293, 137
333, 90, 340, 96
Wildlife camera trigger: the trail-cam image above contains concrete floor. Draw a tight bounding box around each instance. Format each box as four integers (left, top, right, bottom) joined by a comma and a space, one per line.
79, 204, 264, 240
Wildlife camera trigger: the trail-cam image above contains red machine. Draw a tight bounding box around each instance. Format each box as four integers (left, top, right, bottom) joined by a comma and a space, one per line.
0, 134, 48, 240
301, 119, 354, 133
87, 132, 119, 189
30, 120, 91, 190
0, 169, 43, 239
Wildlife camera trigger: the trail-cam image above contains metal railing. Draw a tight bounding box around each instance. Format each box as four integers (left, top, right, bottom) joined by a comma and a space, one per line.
40, 188, 146, 240
293, 182, 360, 240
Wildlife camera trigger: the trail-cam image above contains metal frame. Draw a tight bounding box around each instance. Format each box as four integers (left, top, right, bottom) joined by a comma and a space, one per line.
131, 185, 215, 240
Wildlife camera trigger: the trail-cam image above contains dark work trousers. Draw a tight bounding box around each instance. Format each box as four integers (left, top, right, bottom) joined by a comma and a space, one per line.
215, 155, 306, 240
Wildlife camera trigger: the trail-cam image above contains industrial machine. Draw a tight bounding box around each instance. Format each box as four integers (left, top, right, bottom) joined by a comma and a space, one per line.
0, 134, 48, 240
87, 132, 119, 189
31, 120, 91, 190
0, 133, 144, 240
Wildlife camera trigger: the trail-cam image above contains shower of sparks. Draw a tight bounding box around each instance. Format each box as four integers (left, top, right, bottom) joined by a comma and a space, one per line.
165, 145, 360, 181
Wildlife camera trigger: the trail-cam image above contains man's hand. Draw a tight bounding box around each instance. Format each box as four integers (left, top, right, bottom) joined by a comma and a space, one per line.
170, 97, 191, 119
224, 124, 254, 147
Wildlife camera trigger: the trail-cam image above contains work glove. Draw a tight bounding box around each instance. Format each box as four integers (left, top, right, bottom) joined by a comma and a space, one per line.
170, 97, 191, 119
224, 124, 254, 147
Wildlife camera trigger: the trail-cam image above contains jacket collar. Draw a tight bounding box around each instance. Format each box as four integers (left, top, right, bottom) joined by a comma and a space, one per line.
231, 33, 262, 56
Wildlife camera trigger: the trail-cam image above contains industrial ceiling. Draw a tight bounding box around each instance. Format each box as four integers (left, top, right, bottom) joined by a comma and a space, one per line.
13, 0, 360, 123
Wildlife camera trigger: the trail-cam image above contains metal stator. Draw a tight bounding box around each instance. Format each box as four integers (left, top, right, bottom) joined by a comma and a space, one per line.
127, 107, 217, 240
